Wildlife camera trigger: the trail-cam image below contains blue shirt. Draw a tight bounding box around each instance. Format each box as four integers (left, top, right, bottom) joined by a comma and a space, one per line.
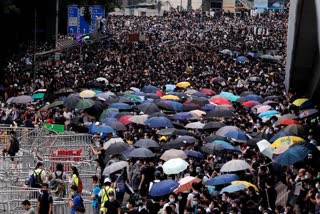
92, 185, 101, 207
71, 195, 81, 214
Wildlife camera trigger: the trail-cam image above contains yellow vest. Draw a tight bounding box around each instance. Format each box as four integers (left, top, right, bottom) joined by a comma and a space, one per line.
100, 186, 115, 212
72, 174, 79, 186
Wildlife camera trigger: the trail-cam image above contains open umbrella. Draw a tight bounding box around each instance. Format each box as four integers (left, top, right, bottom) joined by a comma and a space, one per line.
299, 109, 318, 119
184, 150, 204, 159
219, 92, 240, 102
137, 103, 160, 114
231, 181, 259, 192
220, 49, 232, 55
118, 115, 133, 125
165, 84, 176, 91
220, 160, 250, 172
235, 56, 248, 63
203, 122, 225, 130
201, 143, 224, 154
206, 174, 239, 186
271, 136, 305, 148
144, 117, 174, 128
149, 180, 179, 197
75, 99, 95, 110
209, 97, 232, 105
64, 94, 81, 109
173, 136, 197, 144
225, 130, 249, 143
220, 184, 247, 194
163, 158, 189, 174
255, 105, 272, 114
134, 139, 160, 148
156, 128, 193, 136
174, 176, 201, 194
105, 121, 127, 131
12, 95, 34, 104
293, 98, 309, 106
212, 140, 240, 152
176, 81, 191, 88
273, 144, 312, 166
45, 101, 64, 109
128, 148, 155, 158
90, 124, 115, 134
105, 142, 130, 156
257, 140, 274, 159
283, 124, 305, 136
270, 131, 293, 143
160, 149, 188, 161
110, 102, 132, 110
216, 126, 241, 137
185, 122, 205, 129
79, 89, 96, 98
172, 112, 193, 120
96, 92, 116, 100
128, 115, 149, 125
141, 85, 160, 93
200, 88, 216, 96
103, 161, 128, 175
161, 95, 180, 101
103, 138, 125, 149
205, 110, 235, 118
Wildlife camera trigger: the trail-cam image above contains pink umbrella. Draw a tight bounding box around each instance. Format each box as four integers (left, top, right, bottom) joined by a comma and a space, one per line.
174, 176, 201, 194
255, 105, 272, 114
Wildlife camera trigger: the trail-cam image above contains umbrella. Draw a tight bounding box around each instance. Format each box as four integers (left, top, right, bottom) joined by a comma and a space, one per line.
189, 110, 206, 117
45, 100, 64, 109
216, 126, 241, 137
118, 115, 133, 125
144, 117, 174, 128
12, 95, 34, 104
96, 77, 109, 84
163, 158, 189, 174
209, 97, 232, 105
134, 139, 160, 148
176, 81, 191, 88
220, 49, 232, 55
174, 176, 201, 194
156, 100, 183, 112
128, 148, 155, 158
103, 161, 128, 175
219, 92, 240, 102
212, 140, 240, 152
293, 98, 309, 106
32, 92, 45, 99
137, 103, 160, 114
258, 110, 279, 118
205, 110, 235, 118
201, 104, 216, 111
63, 93, 81, 108
257, 140, 274, 159
255, 105, 272, 114
273, 145, 289, 155
225, 130, 249, 143
206, 174, 239, 186
259, 54, 274, 60
105, 121, 127, 131
278, 113, 299, 121
172, 112, 193, 120
90, 124, 115, 134
243, 94, 263, 102
156, 128, 193, 136
162, 140, 185, 150
103, 138, 125, 149
123, 93, 144, 102
201, 143, 224, 154
105, 142, 130, 155
283, 124, 305, 136
141, 85, 160, 93
173, 136, 197, 144
101, 118, 118, 124
75, 99, 95, 110
186, 97, 209, 106
220, 160, 250, 172
278, 119, 300, 126
110, 102, 132, 110
185, 89, 198, 95
160, 149, 188, 161
242, 100, 261, 108
203, 122, 225, 130
165, 84, 176, 91
220, 184, 247, 194
184, 150, 204, 159
55, 88, 75, 95
128, 115, 149, 125
100, 108, 119, 120
273, 144, 311, 166
185, 122, 205, 129
200, 88, 216, 96
269, 131, 293, 143
299, 100, 314, 110
299, 109, 318, 119
231, 181, 259, 192
96, 92, 116, 99
79, 89, 96, 98
210, 77, 226, 86
235, 56, 248, 63
161, 95, 180, 101
271, 136, 305, 148
149, 180, 179, 197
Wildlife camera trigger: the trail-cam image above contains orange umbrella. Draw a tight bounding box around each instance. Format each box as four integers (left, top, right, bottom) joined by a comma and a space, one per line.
278, 119, 301, 126
174, 176, 201, 194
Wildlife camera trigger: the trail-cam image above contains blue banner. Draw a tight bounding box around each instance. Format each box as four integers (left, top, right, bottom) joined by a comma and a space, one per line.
67, 5, 105, 34
254, 0, 268, 9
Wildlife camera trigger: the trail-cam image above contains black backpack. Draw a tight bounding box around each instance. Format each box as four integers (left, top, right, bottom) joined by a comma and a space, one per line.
30, 169, 43, 188
74, 195, 86, 213
10, 137, 19, 154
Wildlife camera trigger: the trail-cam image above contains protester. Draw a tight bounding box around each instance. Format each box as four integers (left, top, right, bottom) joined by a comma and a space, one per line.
37, 183, 53, 214
22, 199, 36, 214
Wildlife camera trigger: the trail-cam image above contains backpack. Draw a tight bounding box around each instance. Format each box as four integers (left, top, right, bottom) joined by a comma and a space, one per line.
53, 172, 66, 197
30, 170, 43, 188
77, 176, 83, 193
10, 137, 19, 154
74, 195, 86, 213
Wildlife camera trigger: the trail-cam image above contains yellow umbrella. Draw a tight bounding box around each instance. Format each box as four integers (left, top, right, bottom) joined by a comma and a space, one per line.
293, 98, 309, 106
231, 181, 259, 192
273, 145, 289, 154
271, 136, 305, 148
176, 81, 191, 88
161, 95, 180, 100
80, 89, 96, 98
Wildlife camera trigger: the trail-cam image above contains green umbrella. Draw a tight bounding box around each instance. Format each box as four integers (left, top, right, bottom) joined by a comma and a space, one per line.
42, 100, 64, 110
123, 93, 143, 102
75, 99, 95, 110
32, 93, 45, 99
99, 108, 119, 120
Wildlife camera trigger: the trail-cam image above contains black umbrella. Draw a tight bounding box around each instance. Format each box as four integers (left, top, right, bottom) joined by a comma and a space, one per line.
263, 95, 282, 101
144, 93, 161, 99
55, 88, 75, 95
204, 135, 227, 143
149, 112, 169, 118
172, 121, 185, 129
201, 143, 224, 154
63, 93, 81, 109
205, 110, 235, 118
103, 98, 120, 105
203, 122, 226, 130
283, 124, 305, 136
182, 104, 200, 111
186, 97, 209, 106
239, 91, 254, 97
105, 142, 130, 156
157, 128, 193, 136
134, 139, 160, 148
86, 100, 104, 117
173, 135, 197, 144
162, 140, 185, 150
105, 121, 127, 131
137, 103, 160, 114
128, 148, 155, 158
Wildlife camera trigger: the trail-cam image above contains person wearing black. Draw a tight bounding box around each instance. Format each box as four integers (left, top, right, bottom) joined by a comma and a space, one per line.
37, 183, 53, 214
124, 199, 138, 214
2, 130, 19, 161
103, 191, 121, 214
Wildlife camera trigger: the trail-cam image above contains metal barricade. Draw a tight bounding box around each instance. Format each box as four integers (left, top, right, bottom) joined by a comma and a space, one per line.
0, 186, 41, 201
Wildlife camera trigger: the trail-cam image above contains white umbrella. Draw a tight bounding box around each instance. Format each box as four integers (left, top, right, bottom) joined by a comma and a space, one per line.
128, 115, 149, 125
185, 122, 205, 129
257, 139, 274, 159
12, 95, 34, 104
220, 159, 250, 172
96, 77, 109, 84
163, 158, 189, 175
103, 137, 125, 150
103, 161, 128, 175
160, 149, 188, 161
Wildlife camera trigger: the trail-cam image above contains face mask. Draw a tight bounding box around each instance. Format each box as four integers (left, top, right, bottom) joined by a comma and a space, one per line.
192, 201, 198, 206
169, 198, 175, 203
305, 175, 309, 179
258, 206, 263, 211
71, 192, 75, 196
316, 183, 319, 189
109, 197, 114, 201
178, 196, 182, 200
126, 203, 130, 209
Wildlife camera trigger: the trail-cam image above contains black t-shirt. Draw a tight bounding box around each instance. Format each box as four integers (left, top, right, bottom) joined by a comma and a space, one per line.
127, 209, 138, 214
104, 200, 120, 214
38, 190, 53, 214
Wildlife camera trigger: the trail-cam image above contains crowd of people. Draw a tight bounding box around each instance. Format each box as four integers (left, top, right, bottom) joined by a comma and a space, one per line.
2, 6, 320, 214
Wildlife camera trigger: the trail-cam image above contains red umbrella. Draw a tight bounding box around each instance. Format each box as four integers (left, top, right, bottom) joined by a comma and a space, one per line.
200, 88, 216, 96
278, 119, 301, 126
242, 100, 261, 108
209, 97, 231, 105
156, 90, 163, 97
118, 115, 133, 125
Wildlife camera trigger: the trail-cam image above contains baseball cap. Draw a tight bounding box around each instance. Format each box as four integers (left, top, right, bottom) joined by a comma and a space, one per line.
104, 177, 111, 183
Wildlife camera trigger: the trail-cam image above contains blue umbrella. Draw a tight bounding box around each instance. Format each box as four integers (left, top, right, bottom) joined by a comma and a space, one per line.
220, 184, 247, 194
110, 102, 132, 110
269, 131, 292, 143
172, 112, 193, 120
192, 92, 209, 98
212, 140, 240, 151
247, 52, 256, 57
201, 104, 216, 111
219, 92, 240, 102
141, 85, 160, 93
258, 110, 279, 118
90, 124, 115, 134
165, 84, 176, 91
100, 117, 118, 123
144, 116, 174, 128
161, 101, 183, 112
243, 94, 263, 102
273, 145, 311, 166
206, 174, 239, 186
235, 56, 248, 63
184, 150, 204, 159
149, 180, 179, 197
224, 131, 249, 143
